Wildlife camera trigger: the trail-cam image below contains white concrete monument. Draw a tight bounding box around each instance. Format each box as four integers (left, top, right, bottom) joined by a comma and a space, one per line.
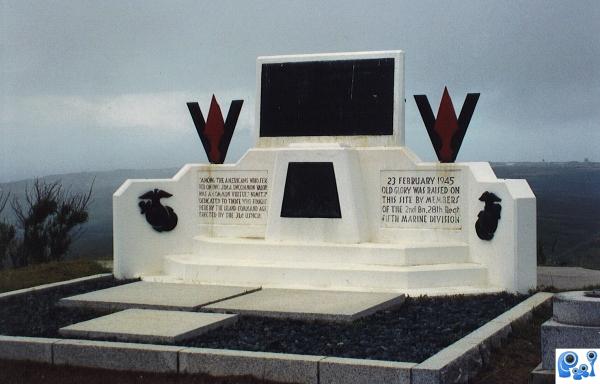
113, 50, 536, 294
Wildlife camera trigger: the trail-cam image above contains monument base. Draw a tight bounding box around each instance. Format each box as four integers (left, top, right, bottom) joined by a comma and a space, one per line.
160, 237, 486, 292
530, 363, 554, 384
114, 145, 536, 294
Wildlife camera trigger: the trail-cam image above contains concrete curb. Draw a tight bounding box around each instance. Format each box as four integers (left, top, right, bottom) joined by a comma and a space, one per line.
319, 357, 415, 384
0, 291, 554, 383
180, 348, 324, 384
54, 339, 184, 373
0, 273, 114, 301
0, 336, 60, 363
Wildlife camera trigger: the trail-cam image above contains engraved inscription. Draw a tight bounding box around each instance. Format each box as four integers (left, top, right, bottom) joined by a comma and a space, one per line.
198, 170, 268, 224
380, 170, 462, 229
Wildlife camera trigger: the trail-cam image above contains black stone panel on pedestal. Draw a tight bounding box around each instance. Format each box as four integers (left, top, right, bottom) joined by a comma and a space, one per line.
260, 58, 394, 137
280, 162, 342, 218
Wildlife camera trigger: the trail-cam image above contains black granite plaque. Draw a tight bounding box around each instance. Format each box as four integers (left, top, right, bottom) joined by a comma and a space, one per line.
260, 58, 394, 137
280, 162, 342, 218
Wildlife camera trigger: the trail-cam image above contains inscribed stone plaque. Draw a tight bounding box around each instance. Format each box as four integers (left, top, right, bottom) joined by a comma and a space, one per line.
380, 170, 463, 229
198, 170, 268, 224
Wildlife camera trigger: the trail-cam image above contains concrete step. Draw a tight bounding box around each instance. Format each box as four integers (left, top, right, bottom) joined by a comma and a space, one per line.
192, 235, 469, 267
143, 274, 504, 295
163, 254, 487, 291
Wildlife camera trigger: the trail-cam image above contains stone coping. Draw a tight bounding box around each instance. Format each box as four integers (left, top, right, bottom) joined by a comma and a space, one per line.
0, 273, 114, 301
0, 289, 553, 383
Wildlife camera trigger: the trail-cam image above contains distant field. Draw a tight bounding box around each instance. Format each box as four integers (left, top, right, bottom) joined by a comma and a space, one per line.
0, 259, 110, 293
1, 163, 599, 269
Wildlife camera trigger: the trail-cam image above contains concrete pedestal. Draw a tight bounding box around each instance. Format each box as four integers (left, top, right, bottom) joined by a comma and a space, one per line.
530, 363, 554, 384
537, 291, 600, 374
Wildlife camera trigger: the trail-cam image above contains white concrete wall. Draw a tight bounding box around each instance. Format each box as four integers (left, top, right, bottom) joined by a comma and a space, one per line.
463, 164, 537, 292
113, 166, 196, 278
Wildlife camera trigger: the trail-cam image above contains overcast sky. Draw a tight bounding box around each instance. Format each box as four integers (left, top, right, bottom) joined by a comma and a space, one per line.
1, 0, 599, 182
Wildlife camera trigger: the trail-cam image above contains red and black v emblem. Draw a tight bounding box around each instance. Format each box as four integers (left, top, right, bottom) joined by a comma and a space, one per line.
414, 88, 479, 163
187, 96, 243, 164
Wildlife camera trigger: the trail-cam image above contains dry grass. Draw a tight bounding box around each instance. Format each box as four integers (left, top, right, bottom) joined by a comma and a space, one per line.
0, 359, 285, 384
471, 304, 552, 384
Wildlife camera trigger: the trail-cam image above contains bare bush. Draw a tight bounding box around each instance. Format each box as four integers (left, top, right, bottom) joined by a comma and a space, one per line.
0, 191, 16, 270
0, 179, 93, 268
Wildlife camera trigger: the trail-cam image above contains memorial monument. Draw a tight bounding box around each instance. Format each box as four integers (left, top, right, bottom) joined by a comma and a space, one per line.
113, 50, 536, 294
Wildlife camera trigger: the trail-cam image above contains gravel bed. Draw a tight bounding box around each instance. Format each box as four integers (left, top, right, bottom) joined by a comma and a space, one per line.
0, 277, 135, 337
182, 293, 526, 362
0, 281, 526, 363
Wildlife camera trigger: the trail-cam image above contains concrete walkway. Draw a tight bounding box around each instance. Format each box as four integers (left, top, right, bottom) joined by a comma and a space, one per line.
538, 266, 600, 290
60, 309, 238, 343
204, 288, 405, 321
60, 282, 260, 311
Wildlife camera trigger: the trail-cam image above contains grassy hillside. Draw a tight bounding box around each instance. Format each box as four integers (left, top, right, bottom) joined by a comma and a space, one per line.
1, 162, 599, 268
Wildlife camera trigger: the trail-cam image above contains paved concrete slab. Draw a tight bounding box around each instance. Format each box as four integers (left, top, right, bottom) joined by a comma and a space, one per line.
203, 289, 405, 321
538, 266, 600, 290
59, 309, 237, 343
59, 281, 260, 311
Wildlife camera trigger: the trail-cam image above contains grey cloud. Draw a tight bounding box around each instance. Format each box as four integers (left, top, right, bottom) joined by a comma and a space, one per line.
1, 0, 599, 181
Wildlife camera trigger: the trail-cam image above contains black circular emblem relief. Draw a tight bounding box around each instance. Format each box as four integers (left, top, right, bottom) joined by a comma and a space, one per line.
138, 189, 178, 232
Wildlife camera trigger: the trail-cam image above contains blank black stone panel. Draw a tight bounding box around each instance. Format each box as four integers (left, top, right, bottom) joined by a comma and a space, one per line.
260, 58, 395, 137
280, 162, 342, 218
